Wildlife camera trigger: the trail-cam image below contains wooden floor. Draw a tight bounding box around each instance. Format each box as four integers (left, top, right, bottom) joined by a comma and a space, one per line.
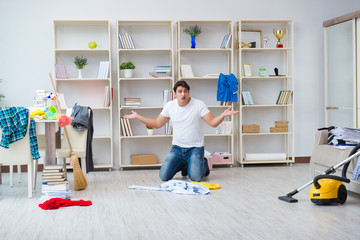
1, 163, 360, 240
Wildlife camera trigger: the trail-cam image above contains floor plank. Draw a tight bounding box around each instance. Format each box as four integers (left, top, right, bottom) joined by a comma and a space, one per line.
0, 163, 360, 239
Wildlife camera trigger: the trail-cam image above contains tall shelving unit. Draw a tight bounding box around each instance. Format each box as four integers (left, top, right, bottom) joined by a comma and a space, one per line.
53, 20, 113, 169
176, 20, 235, 166
117, 21, 174, 169
236, 20, 294, 166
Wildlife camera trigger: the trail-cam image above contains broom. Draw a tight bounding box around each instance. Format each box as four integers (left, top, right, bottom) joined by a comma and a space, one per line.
49, 72, 88, 190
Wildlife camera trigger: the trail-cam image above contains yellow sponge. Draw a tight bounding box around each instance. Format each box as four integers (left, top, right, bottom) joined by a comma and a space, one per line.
191, 181, 221, 190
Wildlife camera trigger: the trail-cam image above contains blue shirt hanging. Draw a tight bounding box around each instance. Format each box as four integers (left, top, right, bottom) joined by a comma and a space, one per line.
217, 73, 238, 102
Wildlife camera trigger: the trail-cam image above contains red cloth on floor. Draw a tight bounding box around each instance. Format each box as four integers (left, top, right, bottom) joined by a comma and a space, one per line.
39, 198, 92, 210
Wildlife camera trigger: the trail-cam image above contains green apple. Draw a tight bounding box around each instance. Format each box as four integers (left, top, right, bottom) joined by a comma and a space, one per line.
88, 41, 97, 49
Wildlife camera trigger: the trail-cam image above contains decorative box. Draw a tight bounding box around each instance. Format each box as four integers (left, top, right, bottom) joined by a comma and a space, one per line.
213, 152, 232, 163
242, 124, 260, 133
130, 154, 157, 165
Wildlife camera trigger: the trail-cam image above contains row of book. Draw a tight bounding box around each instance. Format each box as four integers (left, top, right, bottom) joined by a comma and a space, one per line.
103, 86, 113, 107
163, 90, 173, 135
276, 90, 293, 105
120, 117, 133, 136
241, 90, 254, 105
41, 164, 71, 201
55, 62, 110, 79
220, 34, 232, 49
97, 61, 110, 78
118, 33, 136, 49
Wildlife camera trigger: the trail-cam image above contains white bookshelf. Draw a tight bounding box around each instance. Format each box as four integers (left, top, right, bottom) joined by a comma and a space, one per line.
117, 20, 174, 169
236, 20, 295, 166
176, 20, 235, 166
53, 20, 113, 170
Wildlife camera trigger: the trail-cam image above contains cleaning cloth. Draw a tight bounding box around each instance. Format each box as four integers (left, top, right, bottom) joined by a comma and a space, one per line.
129, 180, 210, 195
39, 198, 92, 210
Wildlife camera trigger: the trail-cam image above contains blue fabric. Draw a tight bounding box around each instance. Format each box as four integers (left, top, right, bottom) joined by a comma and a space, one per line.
159, 145, 208, 182
217, 73, 238, 102
0, 107, 40, 160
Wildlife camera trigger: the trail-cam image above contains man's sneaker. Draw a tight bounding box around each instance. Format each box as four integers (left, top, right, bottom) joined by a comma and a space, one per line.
204, 158, 210, 177
181, 162, 188, 176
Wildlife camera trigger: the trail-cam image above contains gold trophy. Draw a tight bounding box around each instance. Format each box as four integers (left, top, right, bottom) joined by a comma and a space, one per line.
273, 29, 286, 48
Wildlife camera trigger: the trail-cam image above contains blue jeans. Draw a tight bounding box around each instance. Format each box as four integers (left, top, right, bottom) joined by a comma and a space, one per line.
159, 145, 209, 182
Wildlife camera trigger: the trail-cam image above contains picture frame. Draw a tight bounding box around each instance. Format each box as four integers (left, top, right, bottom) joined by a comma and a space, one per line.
243, 64, 253, 77
241, 30, 263, 48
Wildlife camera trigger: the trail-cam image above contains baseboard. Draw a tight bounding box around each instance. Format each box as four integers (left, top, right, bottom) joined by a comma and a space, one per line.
294, 156, 310, 163
0, 164, 44, 173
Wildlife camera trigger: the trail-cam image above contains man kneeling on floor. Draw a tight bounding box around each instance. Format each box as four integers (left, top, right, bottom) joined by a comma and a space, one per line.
124, 80, 239, 181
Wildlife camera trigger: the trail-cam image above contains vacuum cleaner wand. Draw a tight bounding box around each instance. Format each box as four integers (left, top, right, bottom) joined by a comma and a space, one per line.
278, 147, 360, 203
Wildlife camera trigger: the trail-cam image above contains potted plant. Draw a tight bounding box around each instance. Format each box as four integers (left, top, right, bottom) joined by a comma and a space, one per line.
120, 61, 136, 78
183, 25, 202, 48
146, 125, 153, 135
73, 56, 88, 78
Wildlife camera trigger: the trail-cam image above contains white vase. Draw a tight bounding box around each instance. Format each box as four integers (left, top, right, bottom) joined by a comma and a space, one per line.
147, 129, 153, 135
78, 69, 82, 79
123, 69, 133, 78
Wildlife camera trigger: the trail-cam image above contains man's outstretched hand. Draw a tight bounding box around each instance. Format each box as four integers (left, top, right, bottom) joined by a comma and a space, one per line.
223, 106, 239, 117
123, 110, 139, 119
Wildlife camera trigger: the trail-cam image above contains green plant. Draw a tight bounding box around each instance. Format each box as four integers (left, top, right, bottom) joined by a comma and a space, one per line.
183, 25, 202, 37
73, 56, 88, 69
120, 61, 135, 70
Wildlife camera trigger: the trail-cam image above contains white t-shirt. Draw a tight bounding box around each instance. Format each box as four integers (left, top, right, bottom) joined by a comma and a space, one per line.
160, 98, 210, 148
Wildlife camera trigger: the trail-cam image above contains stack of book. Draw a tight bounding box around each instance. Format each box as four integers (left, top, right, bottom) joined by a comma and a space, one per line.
120, 117, 133, 136
154, 66, 171, 75
118, 33, 136, 49
123, 98, 141, 107
241, 90, 254, 105
276, 90, 292, 105
220, 34, 232, 49
41, 164, 71, 201
216, 121, 232, 134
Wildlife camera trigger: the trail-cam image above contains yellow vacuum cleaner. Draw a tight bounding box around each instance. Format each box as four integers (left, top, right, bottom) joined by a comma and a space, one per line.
279, 143, 360, 204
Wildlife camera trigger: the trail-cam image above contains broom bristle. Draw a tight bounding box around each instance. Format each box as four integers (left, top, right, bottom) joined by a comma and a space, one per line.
71, 152, 87, 191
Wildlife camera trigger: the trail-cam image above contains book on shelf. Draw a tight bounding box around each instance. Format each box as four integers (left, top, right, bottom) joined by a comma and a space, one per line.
225, 34, 232, 48
97, 61, 110, 79
103, 86, 113, 107
118, 34, 125, 48
276, 90, 292, 105
43, 164, 63, 170
118, 33, 135, 49
241, 90, 254, 105
55, 64, 69, 79
180, 65, 194, 78
163, 89, 173, 135
120, 117, 133, 136
149, 72, 171, 78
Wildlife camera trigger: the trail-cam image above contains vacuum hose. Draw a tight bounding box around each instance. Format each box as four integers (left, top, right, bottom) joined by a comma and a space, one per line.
342, 143, 360, 179
313, 175, 350, 189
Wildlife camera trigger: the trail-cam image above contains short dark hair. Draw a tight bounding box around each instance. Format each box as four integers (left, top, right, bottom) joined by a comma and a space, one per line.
173, 80, 190, 92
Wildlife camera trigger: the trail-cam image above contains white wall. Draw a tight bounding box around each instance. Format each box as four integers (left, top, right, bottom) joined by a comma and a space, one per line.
0, 0, 359, 163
